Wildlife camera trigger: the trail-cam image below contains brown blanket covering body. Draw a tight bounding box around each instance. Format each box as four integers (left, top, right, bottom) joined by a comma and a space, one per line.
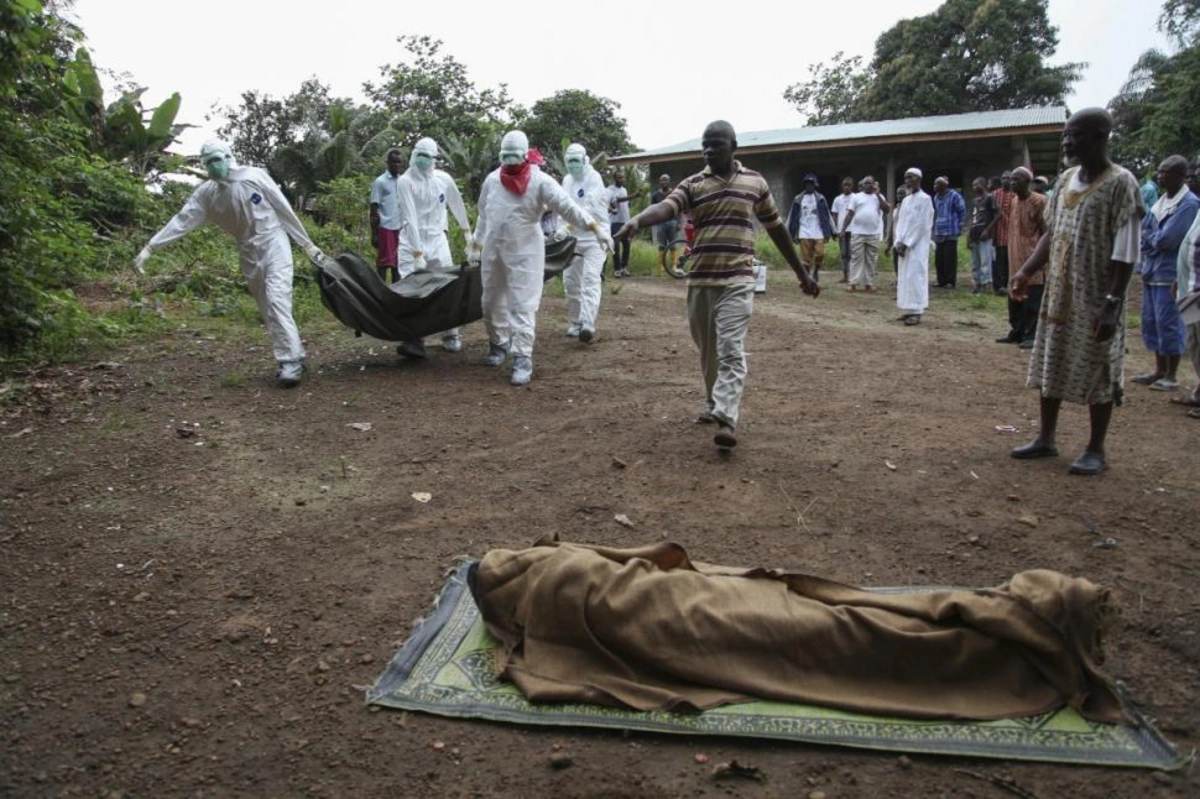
472, 540, 1126, 724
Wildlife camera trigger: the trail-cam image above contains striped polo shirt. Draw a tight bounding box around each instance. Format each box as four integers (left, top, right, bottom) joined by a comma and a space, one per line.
663, 161, 783, 286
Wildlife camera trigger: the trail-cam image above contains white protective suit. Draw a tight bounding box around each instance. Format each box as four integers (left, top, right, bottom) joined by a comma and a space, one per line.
894, 187, 935, 316
473, 136, 605, 360
396, 138, 471, 277
141, 144, 319, 364
142, 148, 318, 365
560, 143, 609, 334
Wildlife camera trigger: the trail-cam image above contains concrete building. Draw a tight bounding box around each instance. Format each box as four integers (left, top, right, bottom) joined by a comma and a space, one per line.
608, 106, 1067, 207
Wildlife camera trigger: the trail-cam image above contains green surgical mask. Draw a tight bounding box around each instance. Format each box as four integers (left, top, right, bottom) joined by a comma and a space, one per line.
566, 160, 584, 177
412, 153, 435, 172
204, 158, 229, 180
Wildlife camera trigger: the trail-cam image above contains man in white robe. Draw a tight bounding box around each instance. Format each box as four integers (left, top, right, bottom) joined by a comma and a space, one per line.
894, 168, 935, 325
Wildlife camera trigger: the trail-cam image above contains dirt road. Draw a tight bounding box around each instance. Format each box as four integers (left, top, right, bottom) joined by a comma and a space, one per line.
2, 277, 1197, 796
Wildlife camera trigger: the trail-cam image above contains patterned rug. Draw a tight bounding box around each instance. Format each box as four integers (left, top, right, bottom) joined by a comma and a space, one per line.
367, 561, 1186, 769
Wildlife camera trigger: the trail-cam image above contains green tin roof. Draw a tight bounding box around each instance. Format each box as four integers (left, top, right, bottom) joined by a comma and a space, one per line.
612, 106, 1068, 163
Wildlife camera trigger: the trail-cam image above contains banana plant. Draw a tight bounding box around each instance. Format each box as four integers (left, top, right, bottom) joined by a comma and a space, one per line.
62, 48, 190, 176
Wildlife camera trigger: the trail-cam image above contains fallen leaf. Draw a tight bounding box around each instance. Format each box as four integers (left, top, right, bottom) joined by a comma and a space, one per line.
5, 427, 33, 439
884, 460, 897, 471
614, 513, 634, 528
347, 422, 372, 432
411, 492, 432, 504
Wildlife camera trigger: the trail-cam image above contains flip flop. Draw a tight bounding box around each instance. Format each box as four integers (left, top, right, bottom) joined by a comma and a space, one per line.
1189, 408, 1200, 419
1148, 379, 1180, 392
903, 315, 921, 326
1131, 374, 1161, 386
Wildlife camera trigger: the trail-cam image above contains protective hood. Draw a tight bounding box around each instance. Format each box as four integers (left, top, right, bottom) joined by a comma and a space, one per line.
499, 130, 529, 166
564, 142, 588, 177
411, 137, 438, 174
200, 140, 238, 180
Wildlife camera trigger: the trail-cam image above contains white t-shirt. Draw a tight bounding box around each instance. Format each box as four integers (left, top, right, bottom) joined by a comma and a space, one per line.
798, 193, 823, 239
847, 191, 885, 237
606, 185, 630, 224
831, 193, 852, 228
1066, 171, 1142, 264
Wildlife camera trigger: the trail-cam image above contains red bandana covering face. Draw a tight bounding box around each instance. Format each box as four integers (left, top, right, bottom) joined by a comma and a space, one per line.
500, 160, 532, 195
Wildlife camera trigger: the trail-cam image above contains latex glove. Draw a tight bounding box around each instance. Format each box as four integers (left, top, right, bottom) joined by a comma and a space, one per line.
133, 246, 151, 275
590, 222, 613, 253
552, 225, 571, 243
467, 237, 483, 266
304, 243, 326, 264
464, 232, 475, 253
413, 254, 428, 272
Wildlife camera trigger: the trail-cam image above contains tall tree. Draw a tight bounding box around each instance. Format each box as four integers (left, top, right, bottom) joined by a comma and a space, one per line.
783, 0, 1082, 124
364, 35, 512, 148
1109, 0, 1200, 173
783, 53, 873, 126
522, 89, 634, 158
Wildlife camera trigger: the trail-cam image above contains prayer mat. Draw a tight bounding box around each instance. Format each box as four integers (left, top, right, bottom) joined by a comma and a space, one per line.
366, 561, 1187, 770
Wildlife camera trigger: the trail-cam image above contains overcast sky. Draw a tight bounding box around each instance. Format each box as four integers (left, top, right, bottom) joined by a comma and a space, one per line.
73, 0, 1167, 157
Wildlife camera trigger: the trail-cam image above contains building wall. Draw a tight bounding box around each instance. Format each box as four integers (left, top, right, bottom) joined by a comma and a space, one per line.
646, 132, 1058, 213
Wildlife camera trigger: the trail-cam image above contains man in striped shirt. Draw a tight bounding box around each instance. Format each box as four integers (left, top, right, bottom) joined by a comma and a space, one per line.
615, 120, 819, 450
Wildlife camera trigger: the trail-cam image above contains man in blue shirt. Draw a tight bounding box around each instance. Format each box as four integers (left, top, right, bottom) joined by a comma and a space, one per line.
369, 149, 404, 283
932, 176, 966, 288
1132, 155, 1199, 392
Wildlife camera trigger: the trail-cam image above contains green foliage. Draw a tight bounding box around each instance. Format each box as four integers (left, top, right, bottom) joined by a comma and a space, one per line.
783, 53, 874, 127
1110, 0, 1200, 174
523, 90, 634, 158
784, 0, 1082, 124
64, 48, 190, 175
365, 36, 513, 148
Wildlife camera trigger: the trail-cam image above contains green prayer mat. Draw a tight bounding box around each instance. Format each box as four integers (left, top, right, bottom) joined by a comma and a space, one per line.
367, 561, 1187, 770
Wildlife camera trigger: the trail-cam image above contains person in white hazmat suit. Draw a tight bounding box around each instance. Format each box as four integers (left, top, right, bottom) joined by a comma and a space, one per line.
393, 136, 473, 358
559, 143, 609, 343
469, 131, 612, 386
893, 167, 936, 326
133, 141, 324, 387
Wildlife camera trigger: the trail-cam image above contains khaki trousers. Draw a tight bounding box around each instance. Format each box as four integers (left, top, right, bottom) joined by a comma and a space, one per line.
688, 283, 755, 428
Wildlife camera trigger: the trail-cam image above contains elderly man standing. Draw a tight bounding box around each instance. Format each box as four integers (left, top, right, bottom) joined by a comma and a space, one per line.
616, 120, 819, 450
1008, 108, 1144, 476
1130, 156, 1199, 392
894, 168, 935, 326
932, 177, 966, 288
840, 176, 890, 292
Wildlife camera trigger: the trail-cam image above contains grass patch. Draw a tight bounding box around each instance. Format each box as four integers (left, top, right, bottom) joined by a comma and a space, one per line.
218, 372, 246, 388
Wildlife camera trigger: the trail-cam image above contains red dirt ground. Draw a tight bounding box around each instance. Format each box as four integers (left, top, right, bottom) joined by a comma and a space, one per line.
1, 275, 1198, 797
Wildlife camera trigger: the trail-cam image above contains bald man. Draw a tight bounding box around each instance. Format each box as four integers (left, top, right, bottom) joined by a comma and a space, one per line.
1009, 108, 1145, 476
1131, 155, 1198, 391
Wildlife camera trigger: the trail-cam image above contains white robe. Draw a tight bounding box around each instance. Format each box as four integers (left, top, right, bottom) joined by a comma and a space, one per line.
894, 189, 935, 315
